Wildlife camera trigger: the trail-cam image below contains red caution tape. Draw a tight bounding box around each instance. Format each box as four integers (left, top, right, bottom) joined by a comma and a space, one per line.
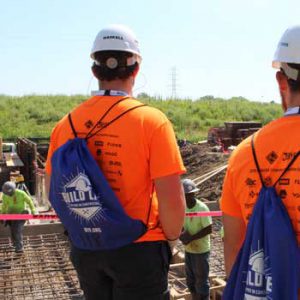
185, 211, 222, 217
0, 214, 59, 220
0, 211, 223, 220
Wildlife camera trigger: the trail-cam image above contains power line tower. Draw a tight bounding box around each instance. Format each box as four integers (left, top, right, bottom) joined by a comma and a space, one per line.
170, 66, 178, 99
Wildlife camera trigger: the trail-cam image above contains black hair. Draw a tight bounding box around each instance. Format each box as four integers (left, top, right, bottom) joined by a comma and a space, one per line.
91, 50, 138, 82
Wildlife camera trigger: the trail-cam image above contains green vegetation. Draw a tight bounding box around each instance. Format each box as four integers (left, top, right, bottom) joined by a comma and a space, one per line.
0, 94, 282, 142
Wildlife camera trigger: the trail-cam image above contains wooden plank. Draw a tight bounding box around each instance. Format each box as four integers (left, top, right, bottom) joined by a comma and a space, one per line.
212, 277, 226, 286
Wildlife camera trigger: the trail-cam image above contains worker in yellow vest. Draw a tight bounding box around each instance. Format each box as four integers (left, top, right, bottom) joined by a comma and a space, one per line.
1, 181, 36, 253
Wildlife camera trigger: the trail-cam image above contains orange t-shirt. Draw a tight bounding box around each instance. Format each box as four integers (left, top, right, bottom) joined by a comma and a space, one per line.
221, 115, 300, 243
45, 95, 186, 242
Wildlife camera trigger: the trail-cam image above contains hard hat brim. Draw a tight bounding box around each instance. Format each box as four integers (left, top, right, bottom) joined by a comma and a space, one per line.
3, 189, 13, 195
272, 61, 281, 69
185, 187, 200, 194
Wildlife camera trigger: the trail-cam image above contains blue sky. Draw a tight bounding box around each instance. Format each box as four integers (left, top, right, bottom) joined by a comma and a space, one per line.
0, 0, 299, 102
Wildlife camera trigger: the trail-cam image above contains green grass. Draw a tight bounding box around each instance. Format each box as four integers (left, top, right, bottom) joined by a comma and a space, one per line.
0, 94, 282, 142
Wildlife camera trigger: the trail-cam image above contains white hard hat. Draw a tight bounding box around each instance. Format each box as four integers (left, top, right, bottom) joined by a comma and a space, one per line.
182, 179, 200, 194
272, 25, 300, 80
91, 24, 141, 62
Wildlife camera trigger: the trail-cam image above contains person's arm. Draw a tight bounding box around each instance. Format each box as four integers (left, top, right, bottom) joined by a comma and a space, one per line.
1, 195, 8, 214
180, 224, 212, 245
23, 193, 36, 214
193, 224, 212, 240
223, 213, 246, 277
155, 174, 185, 241
180, 214, 212, 245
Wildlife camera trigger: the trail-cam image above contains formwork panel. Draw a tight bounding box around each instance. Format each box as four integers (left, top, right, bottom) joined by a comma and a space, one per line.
0, 233, 83, 300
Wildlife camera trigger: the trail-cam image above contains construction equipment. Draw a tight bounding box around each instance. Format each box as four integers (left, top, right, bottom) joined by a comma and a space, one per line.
11, 173, 31, 195
0, 138, 50, 196
1, 141, 23, 168
2, 142, 17, 154
207, 121, 262, 150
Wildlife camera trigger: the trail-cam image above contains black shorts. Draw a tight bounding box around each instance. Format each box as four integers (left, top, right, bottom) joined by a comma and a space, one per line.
70, 241, 172, 300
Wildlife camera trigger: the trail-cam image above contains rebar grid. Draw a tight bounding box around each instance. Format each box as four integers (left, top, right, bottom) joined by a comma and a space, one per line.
209, 218, 225, 276
0, 233, 83, 300
0, 218, 225, 299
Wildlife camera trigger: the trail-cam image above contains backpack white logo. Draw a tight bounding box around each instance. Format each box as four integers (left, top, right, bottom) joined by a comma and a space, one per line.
61, 172, 103, 221
245, 245, 272, 299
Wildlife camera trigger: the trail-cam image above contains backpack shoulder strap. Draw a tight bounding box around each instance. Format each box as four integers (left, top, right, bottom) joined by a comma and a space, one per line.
67, 96, 145, 140
273, 150, 300, 186
85, 96, 130, 140
251, 133, 300, 188
251, 134, 265, 187
86, 103, 147, 140
68, 113, 78, 138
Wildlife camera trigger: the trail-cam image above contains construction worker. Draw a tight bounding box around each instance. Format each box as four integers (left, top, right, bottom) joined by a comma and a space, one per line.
220, 25, 300, 293
180, 179, 212, 300
1, 181, 36, 253
45, 24, 186, 300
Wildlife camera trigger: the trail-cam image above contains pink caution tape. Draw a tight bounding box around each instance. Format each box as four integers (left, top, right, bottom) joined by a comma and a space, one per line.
0, 214, 59, 220
185, 211, 222, 217
0, 211, 223, 220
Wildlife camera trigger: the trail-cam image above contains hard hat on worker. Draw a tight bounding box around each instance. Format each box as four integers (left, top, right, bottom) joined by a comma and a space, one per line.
272, 25, 300, 81
182, 179, 199, 194
2, 181, 16, 196
91, 24, 141, 65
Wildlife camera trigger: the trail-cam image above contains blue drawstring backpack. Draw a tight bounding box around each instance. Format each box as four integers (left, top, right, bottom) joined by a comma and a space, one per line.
49, 97, 149, 251
223, 134, 300, 300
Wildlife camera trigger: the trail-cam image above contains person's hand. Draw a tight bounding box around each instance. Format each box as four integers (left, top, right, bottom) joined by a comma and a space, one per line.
179, 230, 193, 245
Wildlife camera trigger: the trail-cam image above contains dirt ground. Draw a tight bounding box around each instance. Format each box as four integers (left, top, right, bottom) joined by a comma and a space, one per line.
180, 143, 229, 201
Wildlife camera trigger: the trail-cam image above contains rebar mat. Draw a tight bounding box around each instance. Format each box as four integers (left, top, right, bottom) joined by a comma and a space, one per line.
209, 219, 225, 276
0, 220, 225, 299
0, 233, 84, 300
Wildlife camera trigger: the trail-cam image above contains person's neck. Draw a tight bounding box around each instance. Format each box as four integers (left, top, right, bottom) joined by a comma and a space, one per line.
287, 103, 300, 109
187, 198, 196, 209
99, 80, 132, 96
285, 92, 300, 109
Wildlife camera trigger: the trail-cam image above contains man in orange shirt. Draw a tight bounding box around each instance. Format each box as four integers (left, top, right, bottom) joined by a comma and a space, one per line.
45, 24, 186, 300
221, 25, 300, 280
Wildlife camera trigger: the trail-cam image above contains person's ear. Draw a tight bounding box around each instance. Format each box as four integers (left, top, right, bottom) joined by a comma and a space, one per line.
276, 71, 288, 92
132, 64, 140, 78
276, 71, 289, 111
91, 64, 97, 78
